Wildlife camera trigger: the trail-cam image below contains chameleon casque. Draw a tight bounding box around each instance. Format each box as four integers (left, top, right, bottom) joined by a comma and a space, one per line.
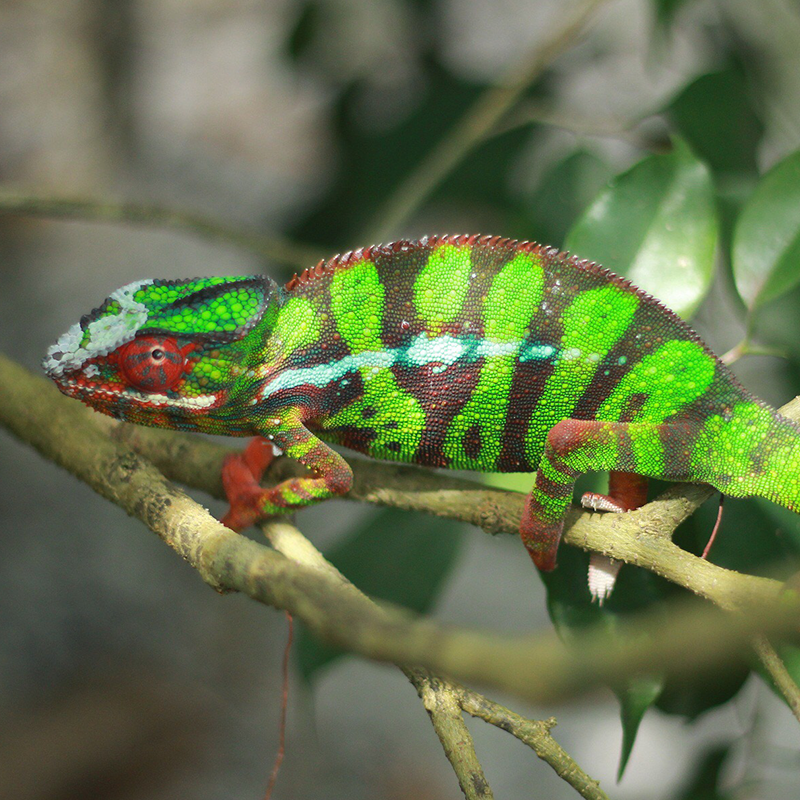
43, 234, 800, 583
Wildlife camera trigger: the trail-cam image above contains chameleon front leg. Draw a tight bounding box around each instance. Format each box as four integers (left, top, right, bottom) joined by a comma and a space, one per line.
221, 419, 353, 531
521, 419, 692, 572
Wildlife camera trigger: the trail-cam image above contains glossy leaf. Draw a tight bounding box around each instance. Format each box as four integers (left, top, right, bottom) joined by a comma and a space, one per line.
732, 149, 800, 309
296, 507, 464, 681
666, 64, 764, 178
565, 138, 717, 318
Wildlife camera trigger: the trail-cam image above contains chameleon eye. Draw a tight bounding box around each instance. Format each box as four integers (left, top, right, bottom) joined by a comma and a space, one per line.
118, 336, 187, 392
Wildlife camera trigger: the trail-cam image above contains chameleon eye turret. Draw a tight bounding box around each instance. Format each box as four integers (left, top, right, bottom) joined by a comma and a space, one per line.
116, 335, 193, 392
45, 235, 800, 594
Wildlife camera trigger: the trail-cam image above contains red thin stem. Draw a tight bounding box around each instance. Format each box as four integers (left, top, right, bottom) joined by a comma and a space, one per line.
264, 611, 294, 800
702, 495, 725, 559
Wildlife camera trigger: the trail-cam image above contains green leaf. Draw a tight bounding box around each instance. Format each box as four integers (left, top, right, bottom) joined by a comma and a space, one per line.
652, 0, 698, 29
296, 507, 464, 681
285, 2, 324, 63
672, 744, 734, 800
565, 138, 717, 318
615, 674, 664, 780
509, 150, 613, 248
666, 64, 764, 178
732, 148, 800, 309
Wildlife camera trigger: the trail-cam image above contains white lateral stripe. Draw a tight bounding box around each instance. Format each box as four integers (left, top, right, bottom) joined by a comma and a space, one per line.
258, 333, 561, 401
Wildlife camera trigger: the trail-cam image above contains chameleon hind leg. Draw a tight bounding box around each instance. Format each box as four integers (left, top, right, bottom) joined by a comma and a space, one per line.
222, 420, 353, 531
521, 419, 694, 572
581, 472, 649, 604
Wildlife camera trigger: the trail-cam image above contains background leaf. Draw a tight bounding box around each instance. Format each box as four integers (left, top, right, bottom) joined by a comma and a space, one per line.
652, 0, 699, 30
509, 149, 613, 248
732, 148, 800, 309
615, 674, 664, 780
565, 138, 717, 318
672, 744, 735, 800
296, 507, 464, 681
666, 62, 764, 179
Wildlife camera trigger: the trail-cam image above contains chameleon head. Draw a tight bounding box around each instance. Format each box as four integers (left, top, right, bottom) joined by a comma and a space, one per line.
42, 275, 279, 433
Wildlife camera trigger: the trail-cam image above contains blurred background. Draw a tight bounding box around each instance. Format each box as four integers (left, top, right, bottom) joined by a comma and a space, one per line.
3, 0, 800, 798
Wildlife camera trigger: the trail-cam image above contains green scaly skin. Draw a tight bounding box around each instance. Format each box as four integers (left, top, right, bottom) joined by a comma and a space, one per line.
43, 235, 800, 572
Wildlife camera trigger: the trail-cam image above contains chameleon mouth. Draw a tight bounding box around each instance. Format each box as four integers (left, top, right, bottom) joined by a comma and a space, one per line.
53, 373, 222, 412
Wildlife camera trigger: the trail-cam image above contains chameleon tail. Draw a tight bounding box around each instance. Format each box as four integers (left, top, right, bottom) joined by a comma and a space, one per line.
753, 412, 800, 514
695, 401, 800, 514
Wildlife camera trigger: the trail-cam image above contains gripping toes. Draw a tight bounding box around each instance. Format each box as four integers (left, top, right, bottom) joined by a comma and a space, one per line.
221, 424, 353, 531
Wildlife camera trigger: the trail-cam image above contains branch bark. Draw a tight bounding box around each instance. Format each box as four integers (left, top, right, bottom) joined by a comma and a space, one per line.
262, 519, 607, 800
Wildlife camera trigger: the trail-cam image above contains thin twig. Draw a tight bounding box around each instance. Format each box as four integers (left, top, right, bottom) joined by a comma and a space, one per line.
409, 672, 494, 800
261, 519, 607, 798
260, 522, 494, 799
362, 0, 612, 241
0, 189, 324, 269
261, 521, 605, 799
263, 611, 293, 800
752, 634, 800, 725
494, 101, 663, 152
458, 690, 609, 800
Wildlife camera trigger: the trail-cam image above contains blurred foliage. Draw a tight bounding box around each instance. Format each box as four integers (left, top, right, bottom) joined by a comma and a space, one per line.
278, 0, 800, 784
673, 743, 735, 800
296, 507, 463, 681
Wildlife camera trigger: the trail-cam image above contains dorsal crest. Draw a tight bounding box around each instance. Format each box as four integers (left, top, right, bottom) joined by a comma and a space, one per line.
284, 234, 567, 291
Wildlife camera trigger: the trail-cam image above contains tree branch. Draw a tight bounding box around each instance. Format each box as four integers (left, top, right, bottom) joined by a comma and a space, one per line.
458, 691, 607, 800
261, 518, 606, 799
0, 188, 324, 269
2, 352, 800, 711
752, 635, 800, 724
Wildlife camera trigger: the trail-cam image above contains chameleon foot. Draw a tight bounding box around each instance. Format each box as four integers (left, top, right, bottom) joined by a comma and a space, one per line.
221, 437, 278, 531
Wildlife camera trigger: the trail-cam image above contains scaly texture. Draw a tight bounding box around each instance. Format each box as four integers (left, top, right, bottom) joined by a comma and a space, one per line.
43, 234, 800, 571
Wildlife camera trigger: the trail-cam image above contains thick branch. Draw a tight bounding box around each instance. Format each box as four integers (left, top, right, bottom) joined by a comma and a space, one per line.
2, 352, 800, 709
114, 415, 784, 613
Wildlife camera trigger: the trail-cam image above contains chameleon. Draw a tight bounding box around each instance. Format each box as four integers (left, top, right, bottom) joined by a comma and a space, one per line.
43, 234, 800, 584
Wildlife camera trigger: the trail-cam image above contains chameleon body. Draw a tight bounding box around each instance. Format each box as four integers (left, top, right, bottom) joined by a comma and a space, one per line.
43, 235, 800, 571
